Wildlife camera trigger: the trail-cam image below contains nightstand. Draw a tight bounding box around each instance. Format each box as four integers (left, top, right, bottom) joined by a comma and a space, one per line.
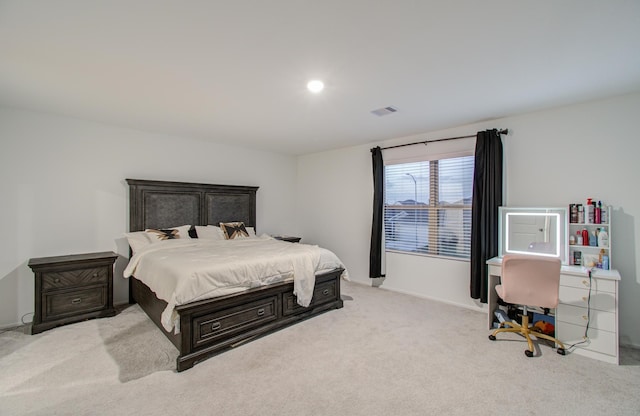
274, 236, 301, 243
29, 251, 118, 334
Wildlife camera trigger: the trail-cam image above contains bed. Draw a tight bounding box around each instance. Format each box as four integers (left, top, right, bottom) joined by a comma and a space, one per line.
125, 178, 345, 372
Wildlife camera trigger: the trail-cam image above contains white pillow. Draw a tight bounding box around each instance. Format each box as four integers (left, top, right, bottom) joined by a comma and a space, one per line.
195, 225, 225, 240
246, 227, 257, 237
145, 225, 192, 242
124, 231, 152, 253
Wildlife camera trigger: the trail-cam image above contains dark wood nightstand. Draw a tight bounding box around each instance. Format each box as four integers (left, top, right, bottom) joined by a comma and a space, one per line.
29, 251, 118, 334
273, 236, 301, 243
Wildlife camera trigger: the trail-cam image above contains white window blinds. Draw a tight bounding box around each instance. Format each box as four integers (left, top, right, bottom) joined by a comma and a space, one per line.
383, 140, 474, 259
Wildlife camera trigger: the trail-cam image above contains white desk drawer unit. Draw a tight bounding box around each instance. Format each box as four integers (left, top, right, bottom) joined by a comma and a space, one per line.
556, 271, 619, 364
486, 258, 621, 364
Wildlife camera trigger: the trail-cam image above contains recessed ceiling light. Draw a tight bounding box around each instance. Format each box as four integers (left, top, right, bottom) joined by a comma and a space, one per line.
307, 80, 324, 93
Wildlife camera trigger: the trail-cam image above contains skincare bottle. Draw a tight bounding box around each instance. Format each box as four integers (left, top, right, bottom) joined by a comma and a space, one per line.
602, 255, 609, 270
595, 201, 602, 224
577, 204, 584, 223
582, 229, 589, 246
598, 228, 609, 247
600, 202, 608, 224
586, 198, 594, 223
576, 231, 583, 245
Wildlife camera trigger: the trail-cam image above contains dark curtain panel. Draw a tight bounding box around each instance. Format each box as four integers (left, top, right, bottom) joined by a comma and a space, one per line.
369, 146, 385, 278
470, 129, 503, 302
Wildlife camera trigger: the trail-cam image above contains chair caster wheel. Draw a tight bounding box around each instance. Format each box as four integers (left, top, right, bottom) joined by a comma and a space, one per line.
524, 350, 533, 357
488, 335, 496, 341
557, 348, 566, 355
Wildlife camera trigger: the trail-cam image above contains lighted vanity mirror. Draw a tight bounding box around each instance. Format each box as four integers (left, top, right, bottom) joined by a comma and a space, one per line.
498, 207, 568, 264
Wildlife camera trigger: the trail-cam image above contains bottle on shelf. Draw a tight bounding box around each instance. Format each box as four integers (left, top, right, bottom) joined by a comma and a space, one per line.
570, 204, 578, 223
595, 201, 602, 224
573, 251, 582, 266
576, 231, 583, 245
582, 228, 589, 246
586, 198, 595, 223
598, 227, 609, 247
577, 204, 584, 223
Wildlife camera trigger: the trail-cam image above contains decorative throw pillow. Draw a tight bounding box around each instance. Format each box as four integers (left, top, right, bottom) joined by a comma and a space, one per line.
220, 222, 250, 239
147, 229, 180, 240
145, 225, 191, 242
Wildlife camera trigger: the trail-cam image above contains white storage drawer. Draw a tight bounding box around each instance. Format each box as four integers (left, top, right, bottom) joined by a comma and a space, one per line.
558, 285, 616, 313
556, 303, 616, 331
560, 274, 616, 293
557, 321, 617, 358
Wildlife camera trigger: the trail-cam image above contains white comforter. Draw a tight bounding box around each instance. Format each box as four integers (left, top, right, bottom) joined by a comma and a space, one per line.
123, 235, 348, 332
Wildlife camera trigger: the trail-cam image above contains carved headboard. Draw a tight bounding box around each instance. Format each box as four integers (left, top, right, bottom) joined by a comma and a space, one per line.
126, 179, 259, 232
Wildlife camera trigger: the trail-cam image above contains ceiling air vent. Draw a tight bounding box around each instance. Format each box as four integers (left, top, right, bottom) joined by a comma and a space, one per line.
370, 106, 398, 117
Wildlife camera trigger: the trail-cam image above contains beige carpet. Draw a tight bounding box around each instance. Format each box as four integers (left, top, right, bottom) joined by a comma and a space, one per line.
1, 281, 639, 416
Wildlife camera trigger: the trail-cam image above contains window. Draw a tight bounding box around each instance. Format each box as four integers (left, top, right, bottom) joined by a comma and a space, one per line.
384, 155, 474, 259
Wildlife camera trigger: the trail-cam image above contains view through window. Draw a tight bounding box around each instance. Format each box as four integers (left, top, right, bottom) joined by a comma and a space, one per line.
384, 155, 474, 259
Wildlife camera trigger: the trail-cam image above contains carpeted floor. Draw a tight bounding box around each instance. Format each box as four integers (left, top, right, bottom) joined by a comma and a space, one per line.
1, 281, 639, 416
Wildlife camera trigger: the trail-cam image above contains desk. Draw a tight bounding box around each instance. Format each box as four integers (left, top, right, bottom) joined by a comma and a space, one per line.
486, 257, 621, 364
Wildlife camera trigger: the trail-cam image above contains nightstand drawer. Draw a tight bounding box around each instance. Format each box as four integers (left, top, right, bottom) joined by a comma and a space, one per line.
44, 285, 108, 320
42, 267, 108, 290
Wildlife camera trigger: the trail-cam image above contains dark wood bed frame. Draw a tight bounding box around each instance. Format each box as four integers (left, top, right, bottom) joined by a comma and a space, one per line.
126, 179, 344, 372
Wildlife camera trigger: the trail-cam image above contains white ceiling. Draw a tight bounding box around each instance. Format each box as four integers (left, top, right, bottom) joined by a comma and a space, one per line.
1, 1, 639, 155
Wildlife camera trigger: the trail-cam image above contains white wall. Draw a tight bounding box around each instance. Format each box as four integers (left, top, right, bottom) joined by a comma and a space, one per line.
0, 107, 299, 328
297, 92, 640, 348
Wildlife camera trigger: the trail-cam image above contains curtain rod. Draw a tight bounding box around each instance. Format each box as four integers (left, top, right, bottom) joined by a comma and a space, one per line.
379, 128, 508, 151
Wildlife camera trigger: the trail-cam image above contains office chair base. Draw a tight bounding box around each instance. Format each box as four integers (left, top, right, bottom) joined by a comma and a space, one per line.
489, 315, 566, 358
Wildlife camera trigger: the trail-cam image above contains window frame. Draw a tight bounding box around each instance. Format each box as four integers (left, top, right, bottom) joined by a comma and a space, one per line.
383, 152, 474, 260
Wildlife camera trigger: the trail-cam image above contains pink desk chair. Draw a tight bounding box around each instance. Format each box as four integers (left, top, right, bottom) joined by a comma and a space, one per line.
489, 254, 566, 357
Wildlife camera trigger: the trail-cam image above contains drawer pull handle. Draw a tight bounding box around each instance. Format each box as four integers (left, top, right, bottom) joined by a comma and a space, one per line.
71, 298, 82, 305
257, 308, 265, 316
582, 297, 588, 302
322, 289, 330, 296
582, 315, 588, 321
211, 322, 221, 330
54, 278, 61, 283
582, 280, 590, 287
93, 273, 98, 278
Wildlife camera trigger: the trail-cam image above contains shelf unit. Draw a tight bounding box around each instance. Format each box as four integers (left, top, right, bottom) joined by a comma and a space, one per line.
568, 205, 611, 269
